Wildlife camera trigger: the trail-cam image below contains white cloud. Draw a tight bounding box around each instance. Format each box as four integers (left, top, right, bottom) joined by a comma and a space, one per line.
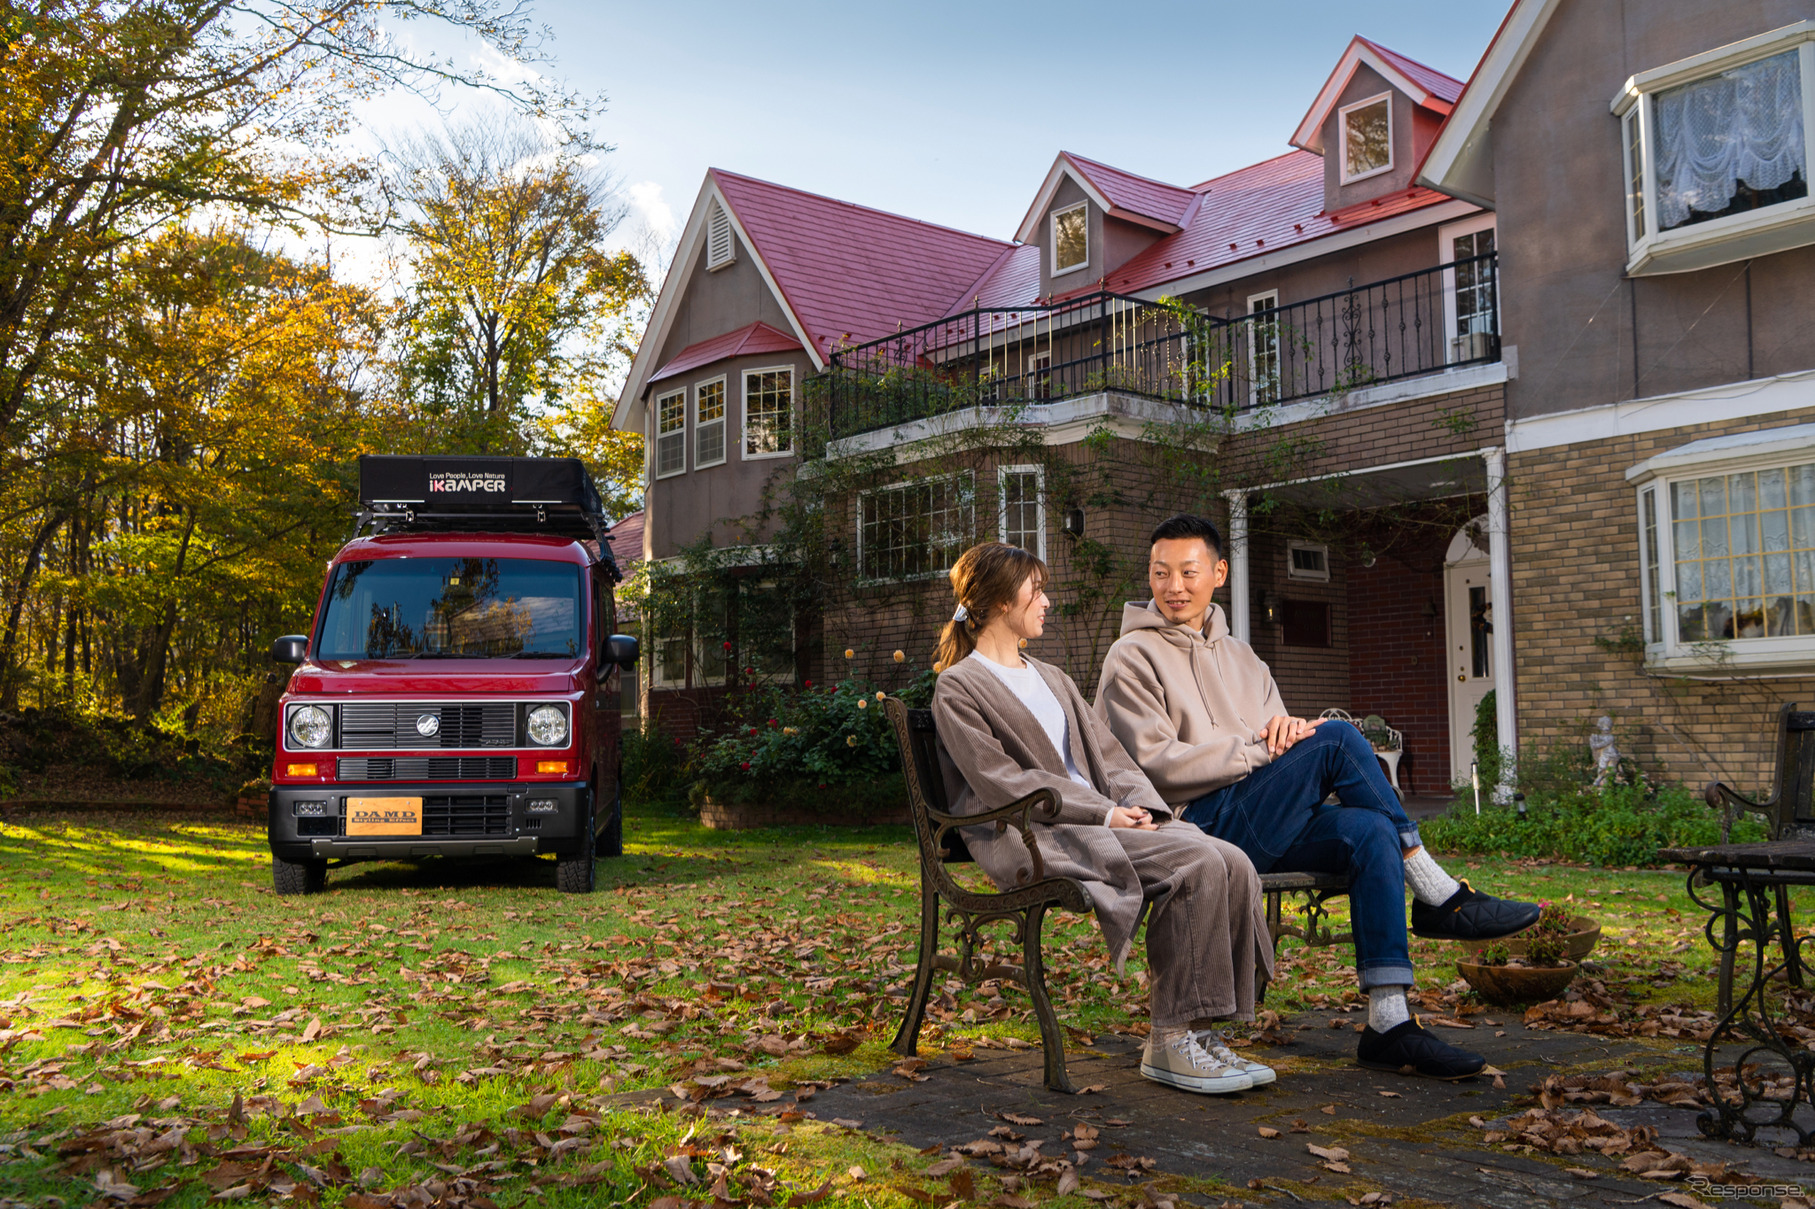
625, 180, 676, 242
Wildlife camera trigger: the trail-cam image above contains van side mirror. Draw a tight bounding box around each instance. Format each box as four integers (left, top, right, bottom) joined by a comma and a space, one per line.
604, 634, 639, 669
271, 635, 309, 664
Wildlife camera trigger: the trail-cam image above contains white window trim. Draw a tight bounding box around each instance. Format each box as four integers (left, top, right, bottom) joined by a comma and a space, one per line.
694, 375, 727, 469
1611, 25, 1815, 277
997, 464, 1047, 561
1628, 424, 1815, 674
1439, 213, 1498, 362
741, 365, 795, 461
1246, 290, 1280, 408
1338, 92, 1395, 185
1287, 540, 1330, 582
654, 387, 687, 480
856, 470, 976, 586
1050, 201, 1090, 277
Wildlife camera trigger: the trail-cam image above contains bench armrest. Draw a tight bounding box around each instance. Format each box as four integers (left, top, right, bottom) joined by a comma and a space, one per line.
1705, 780, 1772, 843
927, 788, 1061, 885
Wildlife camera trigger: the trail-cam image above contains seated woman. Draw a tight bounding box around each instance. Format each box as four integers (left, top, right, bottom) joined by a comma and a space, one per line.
930, 541, 1274, 1094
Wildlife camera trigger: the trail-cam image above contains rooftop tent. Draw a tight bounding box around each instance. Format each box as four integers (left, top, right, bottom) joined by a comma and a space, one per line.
356, 455, 619, 574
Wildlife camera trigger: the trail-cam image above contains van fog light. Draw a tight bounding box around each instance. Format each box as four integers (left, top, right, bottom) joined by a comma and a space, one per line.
526, 799, 558, 814
294, 800, 329, 817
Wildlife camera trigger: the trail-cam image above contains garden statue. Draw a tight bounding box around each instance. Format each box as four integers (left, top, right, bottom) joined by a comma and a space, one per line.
1589, 715, 1620, 788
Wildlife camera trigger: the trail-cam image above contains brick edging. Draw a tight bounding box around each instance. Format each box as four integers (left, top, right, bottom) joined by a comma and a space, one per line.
698, 796, 909, 830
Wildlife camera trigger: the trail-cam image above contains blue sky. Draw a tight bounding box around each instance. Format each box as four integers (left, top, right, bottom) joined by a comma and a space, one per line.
527, 1, 1512, 251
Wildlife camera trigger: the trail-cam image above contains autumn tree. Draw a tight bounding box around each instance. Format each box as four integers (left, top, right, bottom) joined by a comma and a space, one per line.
390, 119, 649, 453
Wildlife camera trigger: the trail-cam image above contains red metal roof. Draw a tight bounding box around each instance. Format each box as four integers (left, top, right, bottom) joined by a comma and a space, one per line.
710, 169, 1011, 359
1357, 36, 1466, 105
607, 509, 644, 569
649, 321, 802, 384
1104, 151, 1453, 295
1062, 152, 1199, 231
949, 244, 1042, 315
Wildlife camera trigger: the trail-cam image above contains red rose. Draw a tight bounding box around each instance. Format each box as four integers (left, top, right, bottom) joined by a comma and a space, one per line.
804, 680, 813, 688
748, 727, 758, 736
768, 718, 779, 727
722, 640, 732, 651
744, 666, 754, 675
740, 761, 751, 771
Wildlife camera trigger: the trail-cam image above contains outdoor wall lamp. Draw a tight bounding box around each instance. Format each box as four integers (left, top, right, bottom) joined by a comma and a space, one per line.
1062, 508, 1085, 538
1423, 597, 1439, 638
1262, 592, 1280, 625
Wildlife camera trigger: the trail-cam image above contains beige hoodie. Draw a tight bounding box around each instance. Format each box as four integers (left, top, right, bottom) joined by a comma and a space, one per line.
1093, 601, 1287, 804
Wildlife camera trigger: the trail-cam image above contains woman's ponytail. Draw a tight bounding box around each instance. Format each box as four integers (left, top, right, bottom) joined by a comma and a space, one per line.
931, 542, 1049, 672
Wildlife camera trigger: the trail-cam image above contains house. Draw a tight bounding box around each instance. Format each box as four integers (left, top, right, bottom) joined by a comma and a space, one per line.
616, 2, 1815, 794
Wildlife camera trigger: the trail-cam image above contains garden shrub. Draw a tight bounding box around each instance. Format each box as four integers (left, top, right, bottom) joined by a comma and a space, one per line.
687, 668, 936, 812
620, 713, 694, 809
1422, 781, 1765, 866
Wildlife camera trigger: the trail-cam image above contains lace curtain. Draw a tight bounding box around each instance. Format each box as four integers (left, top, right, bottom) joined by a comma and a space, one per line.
1653, 49, 1806, 231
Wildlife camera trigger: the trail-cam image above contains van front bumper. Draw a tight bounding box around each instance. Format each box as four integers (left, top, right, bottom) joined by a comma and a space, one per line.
267, 782, 592, 863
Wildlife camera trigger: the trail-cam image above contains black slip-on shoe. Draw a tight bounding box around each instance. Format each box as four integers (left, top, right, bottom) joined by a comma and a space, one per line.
1356, 1018, 1486, 1080
1410, 879, 1542, 941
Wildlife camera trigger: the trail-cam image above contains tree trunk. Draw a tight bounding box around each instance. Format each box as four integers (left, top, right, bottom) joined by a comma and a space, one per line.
0, 510, 67, 709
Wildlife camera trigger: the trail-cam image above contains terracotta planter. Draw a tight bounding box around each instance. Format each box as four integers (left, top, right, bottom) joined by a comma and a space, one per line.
1457, 958, 1580, 1005
1467, 916, 1601, 963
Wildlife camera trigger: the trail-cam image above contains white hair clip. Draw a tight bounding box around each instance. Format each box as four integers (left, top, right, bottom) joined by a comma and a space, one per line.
952, 604, 968, 623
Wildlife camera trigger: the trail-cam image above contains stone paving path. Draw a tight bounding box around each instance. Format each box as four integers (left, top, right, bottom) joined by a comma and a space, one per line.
787, 1014, 1815, 1208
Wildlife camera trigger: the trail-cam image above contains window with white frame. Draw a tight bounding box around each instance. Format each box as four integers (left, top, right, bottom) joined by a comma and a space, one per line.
1051, 202, 1088, 275
858, 472, 976, 582
652, 610, 689, 689
706, 200, 735, 270
655, 389, 686, 478
1027, 350, 1052, 400
1615, 25, 1815, 274
1440, 214, 1499, 363
743, 368, 793, 457
1287, 542, 1329, 582
1339, 94, 1393, 183
1247, 291, 1280, 406
998, 465, 1046, 560
695, 377, 726, 468
1632, 426, 1815, 671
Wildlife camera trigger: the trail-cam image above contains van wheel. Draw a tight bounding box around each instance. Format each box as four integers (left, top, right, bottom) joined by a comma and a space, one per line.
273, 856, 326, 896
600, 784, 623, 859
555, 814, 596, 894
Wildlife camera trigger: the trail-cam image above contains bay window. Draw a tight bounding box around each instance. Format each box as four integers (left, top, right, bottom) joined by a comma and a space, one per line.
1614, 23, 1815, 275
1630, 423, 1815, 672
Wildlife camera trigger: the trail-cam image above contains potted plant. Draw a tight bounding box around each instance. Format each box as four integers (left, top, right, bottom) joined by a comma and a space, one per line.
1457, 904, 1581, 1004
1466, 899, 1601, 963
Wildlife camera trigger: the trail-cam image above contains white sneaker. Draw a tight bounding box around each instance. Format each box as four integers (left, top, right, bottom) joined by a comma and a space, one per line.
1140, 1030, 1253, 1094
1195, 1032, 1277, 1087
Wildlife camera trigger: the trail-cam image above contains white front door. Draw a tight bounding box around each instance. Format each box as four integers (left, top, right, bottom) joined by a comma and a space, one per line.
1445, 525, 1496, 785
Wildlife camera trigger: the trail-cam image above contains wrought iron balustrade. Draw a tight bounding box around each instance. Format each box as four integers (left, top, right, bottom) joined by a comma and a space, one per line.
819, 253, 1499, 444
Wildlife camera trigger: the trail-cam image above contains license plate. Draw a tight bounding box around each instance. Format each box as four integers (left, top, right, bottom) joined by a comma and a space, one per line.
346, 796, 422, 836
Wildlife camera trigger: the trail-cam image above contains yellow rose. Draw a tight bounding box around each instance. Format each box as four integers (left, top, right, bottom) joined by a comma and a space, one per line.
843, 648, 855, 659
892, 649, 905, 663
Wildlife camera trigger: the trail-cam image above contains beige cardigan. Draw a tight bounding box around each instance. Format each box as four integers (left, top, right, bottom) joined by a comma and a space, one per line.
931, 653, 1173, 967
1093, 601, 1287, 805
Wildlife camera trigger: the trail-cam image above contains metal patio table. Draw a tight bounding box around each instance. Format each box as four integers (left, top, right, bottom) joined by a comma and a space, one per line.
1659, 840, 1815, 1143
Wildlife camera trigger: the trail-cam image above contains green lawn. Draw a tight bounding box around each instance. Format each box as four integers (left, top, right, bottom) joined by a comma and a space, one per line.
0, 803, 1749, 1207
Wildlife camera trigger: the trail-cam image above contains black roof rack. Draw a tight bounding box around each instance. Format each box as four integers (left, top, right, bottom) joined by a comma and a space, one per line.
354, 455, 622, 579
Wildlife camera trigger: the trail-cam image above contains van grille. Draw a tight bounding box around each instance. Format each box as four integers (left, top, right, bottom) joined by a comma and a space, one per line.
338, 757, 517, 781
337, 703, 516, 749
424, 795, 510, 836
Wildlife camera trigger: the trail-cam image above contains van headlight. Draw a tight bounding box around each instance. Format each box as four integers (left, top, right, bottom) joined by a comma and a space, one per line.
288, 705, 333, 749
527, 705, 569, 746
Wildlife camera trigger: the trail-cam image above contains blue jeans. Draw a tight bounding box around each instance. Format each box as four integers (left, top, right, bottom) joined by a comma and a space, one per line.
1181, 721, 1416, 989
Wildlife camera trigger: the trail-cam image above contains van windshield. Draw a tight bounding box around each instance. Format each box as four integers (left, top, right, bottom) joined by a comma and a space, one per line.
316, 557, 585, 659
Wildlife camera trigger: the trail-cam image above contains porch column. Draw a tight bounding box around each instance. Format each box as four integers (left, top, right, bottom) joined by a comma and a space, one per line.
1483, 446, 1517, 799
1224, 489, 1249, 643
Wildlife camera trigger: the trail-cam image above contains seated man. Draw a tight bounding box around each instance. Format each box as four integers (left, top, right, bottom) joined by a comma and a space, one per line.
1094, 513, 1539, 1079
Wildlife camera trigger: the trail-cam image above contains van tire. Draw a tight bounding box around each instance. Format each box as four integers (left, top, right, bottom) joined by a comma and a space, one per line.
555, 812, 596, 894
273, 856, 327, 896
600, 783, 623, 859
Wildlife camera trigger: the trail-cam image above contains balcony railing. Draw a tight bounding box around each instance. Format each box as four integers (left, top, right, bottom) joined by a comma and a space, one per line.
822, 253, 1499, 443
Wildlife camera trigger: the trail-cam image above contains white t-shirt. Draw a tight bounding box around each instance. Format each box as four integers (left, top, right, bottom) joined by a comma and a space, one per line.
968, 651, 1093, 792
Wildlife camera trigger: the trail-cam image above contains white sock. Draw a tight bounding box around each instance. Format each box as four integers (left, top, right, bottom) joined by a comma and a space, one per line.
1403, 847, 1462, 905
1368, 986, 1411, 1032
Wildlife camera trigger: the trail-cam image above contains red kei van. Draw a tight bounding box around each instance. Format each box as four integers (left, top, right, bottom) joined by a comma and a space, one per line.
265, 455, 639, 896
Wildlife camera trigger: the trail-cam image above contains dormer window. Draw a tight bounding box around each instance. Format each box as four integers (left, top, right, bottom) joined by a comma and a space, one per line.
706, 200, 735, 270
1051, 202, 1088, 275
1340, 94, 1393, 183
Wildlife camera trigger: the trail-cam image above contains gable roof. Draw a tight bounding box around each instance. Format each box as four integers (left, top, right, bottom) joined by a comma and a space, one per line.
606, 509, 645, 570
1101, 151, 1460, 296
648, 321, 803, 385
1013, 152, 1201, 243
1291, 35, 1466, 154
1418, 1, 1556, 206
711, 169, 1012, 358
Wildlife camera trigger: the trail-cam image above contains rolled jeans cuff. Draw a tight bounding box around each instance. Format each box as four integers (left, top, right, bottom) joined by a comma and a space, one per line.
1358, 961, 1415, 990
1398, 824, 1422, 850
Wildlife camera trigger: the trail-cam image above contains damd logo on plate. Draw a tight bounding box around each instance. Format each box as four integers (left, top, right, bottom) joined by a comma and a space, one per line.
345, 797, 422, 836
427, 471, 507, 494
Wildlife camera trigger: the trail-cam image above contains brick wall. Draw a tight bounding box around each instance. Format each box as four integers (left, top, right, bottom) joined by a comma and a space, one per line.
1509, 405, 1815, 793
1246, 530, 1350, 720
1346, 538, 1452, 797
